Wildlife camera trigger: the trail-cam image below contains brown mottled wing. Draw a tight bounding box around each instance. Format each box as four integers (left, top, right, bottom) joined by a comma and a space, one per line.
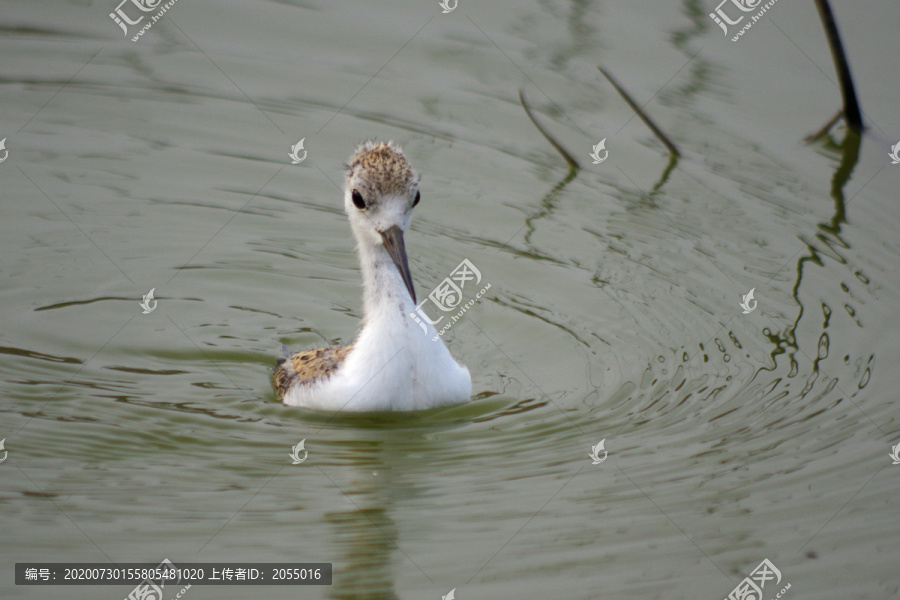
273, 345, 353, 400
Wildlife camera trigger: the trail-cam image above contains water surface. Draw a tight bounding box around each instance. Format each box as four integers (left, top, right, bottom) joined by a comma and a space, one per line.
2, 1, 899, 598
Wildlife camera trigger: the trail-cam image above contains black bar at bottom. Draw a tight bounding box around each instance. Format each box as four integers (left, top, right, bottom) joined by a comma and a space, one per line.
15, 563, 332, 585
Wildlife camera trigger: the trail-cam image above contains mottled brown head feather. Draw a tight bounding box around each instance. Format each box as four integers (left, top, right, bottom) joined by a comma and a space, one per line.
346, 141, 417, 202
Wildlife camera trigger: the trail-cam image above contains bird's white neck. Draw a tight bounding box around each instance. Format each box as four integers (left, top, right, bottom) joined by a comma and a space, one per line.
356, 241, 415, 332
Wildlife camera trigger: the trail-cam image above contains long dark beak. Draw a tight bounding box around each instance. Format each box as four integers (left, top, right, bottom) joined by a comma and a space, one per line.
380, 225, 416, 303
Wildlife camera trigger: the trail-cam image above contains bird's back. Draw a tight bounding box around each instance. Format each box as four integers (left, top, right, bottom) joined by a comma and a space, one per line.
273, 345, 353, 399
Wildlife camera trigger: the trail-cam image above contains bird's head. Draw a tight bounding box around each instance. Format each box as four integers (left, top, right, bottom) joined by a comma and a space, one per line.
344, 141, 421, 302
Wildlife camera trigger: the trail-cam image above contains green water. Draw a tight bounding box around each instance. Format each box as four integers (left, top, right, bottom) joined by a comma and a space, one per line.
2, 0, 899, 598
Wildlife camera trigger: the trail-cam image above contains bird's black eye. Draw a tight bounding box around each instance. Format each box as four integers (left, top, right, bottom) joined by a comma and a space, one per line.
351, 189, 366, 209
413, 190, 420, 207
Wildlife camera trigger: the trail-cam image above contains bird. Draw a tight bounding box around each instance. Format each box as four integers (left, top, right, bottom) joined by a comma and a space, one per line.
273, 141, 472, 411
